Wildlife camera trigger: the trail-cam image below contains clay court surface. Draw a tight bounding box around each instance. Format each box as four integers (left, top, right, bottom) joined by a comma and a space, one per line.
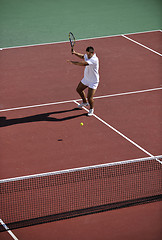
0, 31, 161, 240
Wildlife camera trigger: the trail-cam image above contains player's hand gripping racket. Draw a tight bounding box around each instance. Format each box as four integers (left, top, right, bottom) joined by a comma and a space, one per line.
69, 32, 75, 54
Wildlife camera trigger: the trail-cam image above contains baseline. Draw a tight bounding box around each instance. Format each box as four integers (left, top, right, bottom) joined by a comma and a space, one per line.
0, 30, 160, 50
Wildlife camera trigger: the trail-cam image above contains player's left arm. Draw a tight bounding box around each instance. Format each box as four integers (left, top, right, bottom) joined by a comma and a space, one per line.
67, 60, 89, 66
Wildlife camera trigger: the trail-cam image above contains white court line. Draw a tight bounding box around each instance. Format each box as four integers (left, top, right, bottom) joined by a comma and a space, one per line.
94, 87, 162, 100
73, 100, 161, 164
0, 87, 161, 113
122, 35, 162, 56
0, 219, 19, 240
0, 99, 73, 113
0, 30, 161, 50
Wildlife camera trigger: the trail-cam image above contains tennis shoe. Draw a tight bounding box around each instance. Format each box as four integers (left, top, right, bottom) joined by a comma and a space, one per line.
88, 109, 94, 116
78, 102, 89, 108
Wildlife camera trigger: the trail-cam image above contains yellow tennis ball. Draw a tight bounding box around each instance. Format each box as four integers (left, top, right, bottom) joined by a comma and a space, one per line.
80, 122, 83, 126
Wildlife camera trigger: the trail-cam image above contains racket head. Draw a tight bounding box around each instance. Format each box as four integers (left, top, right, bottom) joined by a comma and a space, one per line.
69, 32, 75, 50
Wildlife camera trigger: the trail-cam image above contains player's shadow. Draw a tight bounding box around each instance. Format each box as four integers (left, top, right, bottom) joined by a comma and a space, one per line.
0, 108, 87, 128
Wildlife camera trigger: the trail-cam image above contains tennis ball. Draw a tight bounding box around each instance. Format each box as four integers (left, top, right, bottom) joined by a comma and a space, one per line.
80, 122, 84, 126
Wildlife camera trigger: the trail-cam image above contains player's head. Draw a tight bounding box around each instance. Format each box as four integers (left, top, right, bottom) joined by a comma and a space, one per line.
86, 46, 94, 58
86, 46, 94, 53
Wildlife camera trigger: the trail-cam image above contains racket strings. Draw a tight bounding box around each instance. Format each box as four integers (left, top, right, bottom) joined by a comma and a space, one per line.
69, 32, 75, 47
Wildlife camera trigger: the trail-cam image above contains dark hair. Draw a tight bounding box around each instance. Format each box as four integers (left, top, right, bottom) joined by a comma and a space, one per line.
86, 46, 94, 53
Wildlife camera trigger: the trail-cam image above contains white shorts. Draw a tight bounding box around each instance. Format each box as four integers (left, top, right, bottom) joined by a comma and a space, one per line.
81, 78, 99, 90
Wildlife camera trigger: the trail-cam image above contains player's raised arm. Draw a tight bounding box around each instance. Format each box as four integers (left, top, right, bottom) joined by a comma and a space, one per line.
72, 50, 84, 59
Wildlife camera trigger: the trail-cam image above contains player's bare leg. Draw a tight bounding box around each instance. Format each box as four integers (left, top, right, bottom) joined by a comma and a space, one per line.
87, 88, 96, 109
87, 88, 96, 116
76, 82, 88, 104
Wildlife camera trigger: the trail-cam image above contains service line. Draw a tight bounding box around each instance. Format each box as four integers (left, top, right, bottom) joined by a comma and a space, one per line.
0, 87, 161, 113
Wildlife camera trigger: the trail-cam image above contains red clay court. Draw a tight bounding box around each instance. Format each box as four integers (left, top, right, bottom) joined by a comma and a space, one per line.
0, 30, 162, 240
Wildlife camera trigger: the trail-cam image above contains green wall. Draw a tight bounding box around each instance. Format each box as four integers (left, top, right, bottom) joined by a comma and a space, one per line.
0, 0, 161, 48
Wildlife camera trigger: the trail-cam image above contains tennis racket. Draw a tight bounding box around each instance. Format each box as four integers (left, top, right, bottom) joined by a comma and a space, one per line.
69, 32, 75, 53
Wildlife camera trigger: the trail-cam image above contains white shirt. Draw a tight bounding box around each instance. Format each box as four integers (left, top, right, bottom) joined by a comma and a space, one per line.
84, 53, 99, 83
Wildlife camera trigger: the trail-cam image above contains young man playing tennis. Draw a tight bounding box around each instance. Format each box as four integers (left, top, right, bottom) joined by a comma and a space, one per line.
67, 46, 99, 116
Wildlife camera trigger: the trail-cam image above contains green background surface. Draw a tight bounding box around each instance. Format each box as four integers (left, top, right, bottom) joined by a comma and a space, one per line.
0, 0, 161, 48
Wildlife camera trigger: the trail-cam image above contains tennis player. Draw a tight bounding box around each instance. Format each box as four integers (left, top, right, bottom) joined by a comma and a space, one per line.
67, 46, 99, 116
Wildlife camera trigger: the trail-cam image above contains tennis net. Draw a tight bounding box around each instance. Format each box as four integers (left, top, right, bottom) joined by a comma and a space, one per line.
0, 156, 162, 231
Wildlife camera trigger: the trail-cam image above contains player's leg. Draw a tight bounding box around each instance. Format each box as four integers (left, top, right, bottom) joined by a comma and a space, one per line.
76, 81, 88, 104
87, 87, 96, 112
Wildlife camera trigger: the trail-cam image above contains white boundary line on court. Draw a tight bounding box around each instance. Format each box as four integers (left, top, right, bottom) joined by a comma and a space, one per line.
0, 219, 19, 240
122, 35, 162, 56
73, 100, 162, 164
0, 30, 161, 50
0, 87, 161, 113
94, 87, 162, 100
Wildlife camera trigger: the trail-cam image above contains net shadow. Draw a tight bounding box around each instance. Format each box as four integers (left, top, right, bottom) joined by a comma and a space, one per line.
0, 195, 161, 231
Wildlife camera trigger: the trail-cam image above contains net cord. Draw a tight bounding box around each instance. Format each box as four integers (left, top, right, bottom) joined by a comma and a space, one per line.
0, 155, 161, 183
